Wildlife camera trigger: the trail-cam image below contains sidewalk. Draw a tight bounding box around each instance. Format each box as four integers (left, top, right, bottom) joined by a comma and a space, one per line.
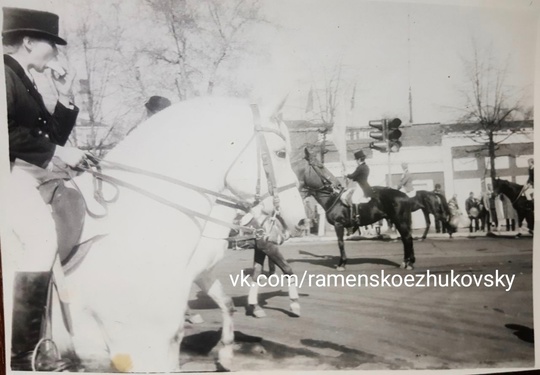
288, 227, 532, 244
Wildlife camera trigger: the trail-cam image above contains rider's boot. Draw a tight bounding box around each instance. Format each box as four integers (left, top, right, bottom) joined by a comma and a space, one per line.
11, 271, 52, 370
353, 204, 361, 226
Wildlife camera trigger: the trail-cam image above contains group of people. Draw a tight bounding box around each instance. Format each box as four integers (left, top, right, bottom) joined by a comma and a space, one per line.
2, 7, 176, 365
462, 158, 533, 233
342, 147, 533, 234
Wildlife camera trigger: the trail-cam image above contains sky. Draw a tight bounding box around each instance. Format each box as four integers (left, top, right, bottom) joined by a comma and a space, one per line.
1, 0, 538, 128
252, 0, 538, 126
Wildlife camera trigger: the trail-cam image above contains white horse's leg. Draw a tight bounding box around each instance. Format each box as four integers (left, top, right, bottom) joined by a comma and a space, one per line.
195, 271, 235, 371
207, 280, 235, 371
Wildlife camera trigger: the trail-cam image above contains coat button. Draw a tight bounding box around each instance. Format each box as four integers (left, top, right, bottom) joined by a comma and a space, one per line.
44, 134, 49, 139
38, 130, 43, 135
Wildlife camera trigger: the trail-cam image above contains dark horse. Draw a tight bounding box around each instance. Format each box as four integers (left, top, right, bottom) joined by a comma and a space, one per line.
493, 178, 534, 234
293, 149, 416, 270
409, 191, 457, 239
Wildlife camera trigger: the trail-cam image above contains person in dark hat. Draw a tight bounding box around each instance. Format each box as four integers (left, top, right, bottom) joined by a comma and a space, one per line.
145, 95, 171, 117
341, 149, 373, 224
2, 7, 85, 368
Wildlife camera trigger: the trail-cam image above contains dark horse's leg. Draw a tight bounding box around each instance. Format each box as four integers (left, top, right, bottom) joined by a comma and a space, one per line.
335, 224, 347, 271
420, 208, 430, 240
392, 200, 415, 270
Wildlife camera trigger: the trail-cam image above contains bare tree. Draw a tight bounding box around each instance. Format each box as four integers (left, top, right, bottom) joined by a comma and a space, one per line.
458, 40, 529, 181
64, 0, 135, 156
139, 0, 266, 99
202, 0, 266, 95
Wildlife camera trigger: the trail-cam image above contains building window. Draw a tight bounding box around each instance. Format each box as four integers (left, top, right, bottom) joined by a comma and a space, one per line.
485, 156, 510, 170
453, 157, 478, 171
516, 155, 533, 168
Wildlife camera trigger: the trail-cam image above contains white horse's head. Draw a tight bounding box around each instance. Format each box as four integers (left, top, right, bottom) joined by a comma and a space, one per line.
205, 101, 306, 237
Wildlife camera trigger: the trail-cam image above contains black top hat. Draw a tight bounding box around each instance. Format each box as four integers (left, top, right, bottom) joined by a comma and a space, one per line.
145, 96, 172, 114
2, 7, 67, 45
354, 150, 366, 160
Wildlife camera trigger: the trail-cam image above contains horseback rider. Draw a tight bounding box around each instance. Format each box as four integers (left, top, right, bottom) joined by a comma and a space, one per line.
3, 7, 85, 366
524, 158, 534, 201
397, 162, 415, 197
342, 150, 372, 223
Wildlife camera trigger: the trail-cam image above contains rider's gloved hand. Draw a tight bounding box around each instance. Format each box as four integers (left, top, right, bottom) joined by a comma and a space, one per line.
53, 145, 86, 168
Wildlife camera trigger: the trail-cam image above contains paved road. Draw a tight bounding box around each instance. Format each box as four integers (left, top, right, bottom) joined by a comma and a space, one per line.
181, 235, 534, 372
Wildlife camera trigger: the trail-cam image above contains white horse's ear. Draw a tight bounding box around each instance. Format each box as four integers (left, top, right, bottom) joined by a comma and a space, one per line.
267, 94, 289, 120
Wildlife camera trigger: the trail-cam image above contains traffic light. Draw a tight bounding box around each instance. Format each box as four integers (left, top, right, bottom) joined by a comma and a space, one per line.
386, 118, 402, 152
369, 119, 386, 142
368, 119, 388, 152
368, 118, 402, 153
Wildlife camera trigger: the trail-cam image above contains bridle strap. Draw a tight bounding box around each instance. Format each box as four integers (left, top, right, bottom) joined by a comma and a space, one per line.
251, 104, 281, 212
79, 167, 261, 235
85, 156, 249, 210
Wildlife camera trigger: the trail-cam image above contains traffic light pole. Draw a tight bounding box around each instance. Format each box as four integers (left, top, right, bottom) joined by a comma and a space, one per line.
387, 130, 391, 188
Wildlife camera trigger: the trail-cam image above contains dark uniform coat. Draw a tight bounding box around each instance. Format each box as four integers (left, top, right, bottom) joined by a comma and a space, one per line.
528, 165, 534, 186
4, 55, 79, 169
346, 162, 372, 197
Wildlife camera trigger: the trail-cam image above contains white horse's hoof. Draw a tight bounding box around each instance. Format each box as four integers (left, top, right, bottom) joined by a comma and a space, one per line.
290, 302, 301, 317
336, 266, 345, 272
248, 304, 266, 318
216, 344, 234, 372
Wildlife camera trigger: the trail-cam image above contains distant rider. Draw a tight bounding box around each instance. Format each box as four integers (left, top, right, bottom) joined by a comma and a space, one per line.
342, 150, 372, 223
397, 162, 415, 197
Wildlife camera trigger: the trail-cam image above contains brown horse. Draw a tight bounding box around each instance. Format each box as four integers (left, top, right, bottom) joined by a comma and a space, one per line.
293, 149, 416, 270
409, 191, 457, 239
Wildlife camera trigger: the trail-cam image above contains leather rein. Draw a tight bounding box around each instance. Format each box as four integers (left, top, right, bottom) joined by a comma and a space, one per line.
302, 157, 344, 213
73, 105, 297, 240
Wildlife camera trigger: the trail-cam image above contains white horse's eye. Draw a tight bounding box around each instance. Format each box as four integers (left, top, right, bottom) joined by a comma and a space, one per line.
276, 149, 287, 158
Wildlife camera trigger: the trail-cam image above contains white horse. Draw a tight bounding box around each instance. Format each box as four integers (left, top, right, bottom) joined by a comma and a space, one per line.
47, 97, 306, 372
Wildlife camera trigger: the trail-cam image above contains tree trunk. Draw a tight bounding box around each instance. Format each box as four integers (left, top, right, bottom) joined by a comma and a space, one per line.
488, 129, 496, 181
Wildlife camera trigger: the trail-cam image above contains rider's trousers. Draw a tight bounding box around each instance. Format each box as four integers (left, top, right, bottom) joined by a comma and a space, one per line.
4, 160, 60, 365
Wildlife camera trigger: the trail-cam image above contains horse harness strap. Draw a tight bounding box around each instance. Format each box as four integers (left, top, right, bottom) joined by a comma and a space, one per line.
78, 104, 294, 238
251, 104, 282, 211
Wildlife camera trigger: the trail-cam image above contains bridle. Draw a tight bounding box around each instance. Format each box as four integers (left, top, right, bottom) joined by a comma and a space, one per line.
71, 104, 297, 240
301, 157, 344, 212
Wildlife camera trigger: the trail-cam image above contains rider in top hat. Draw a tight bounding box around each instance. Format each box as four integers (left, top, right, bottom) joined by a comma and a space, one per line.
342, 149, 372, 224
2, 7, 85, 367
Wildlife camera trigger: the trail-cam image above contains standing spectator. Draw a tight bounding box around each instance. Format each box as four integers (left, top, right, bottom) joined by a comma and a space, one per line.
481, 183, 498, 232
433, 183, 446, 233
127, 95, 173, 136
500, 194, 517, 231
465, 192, 480, 232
